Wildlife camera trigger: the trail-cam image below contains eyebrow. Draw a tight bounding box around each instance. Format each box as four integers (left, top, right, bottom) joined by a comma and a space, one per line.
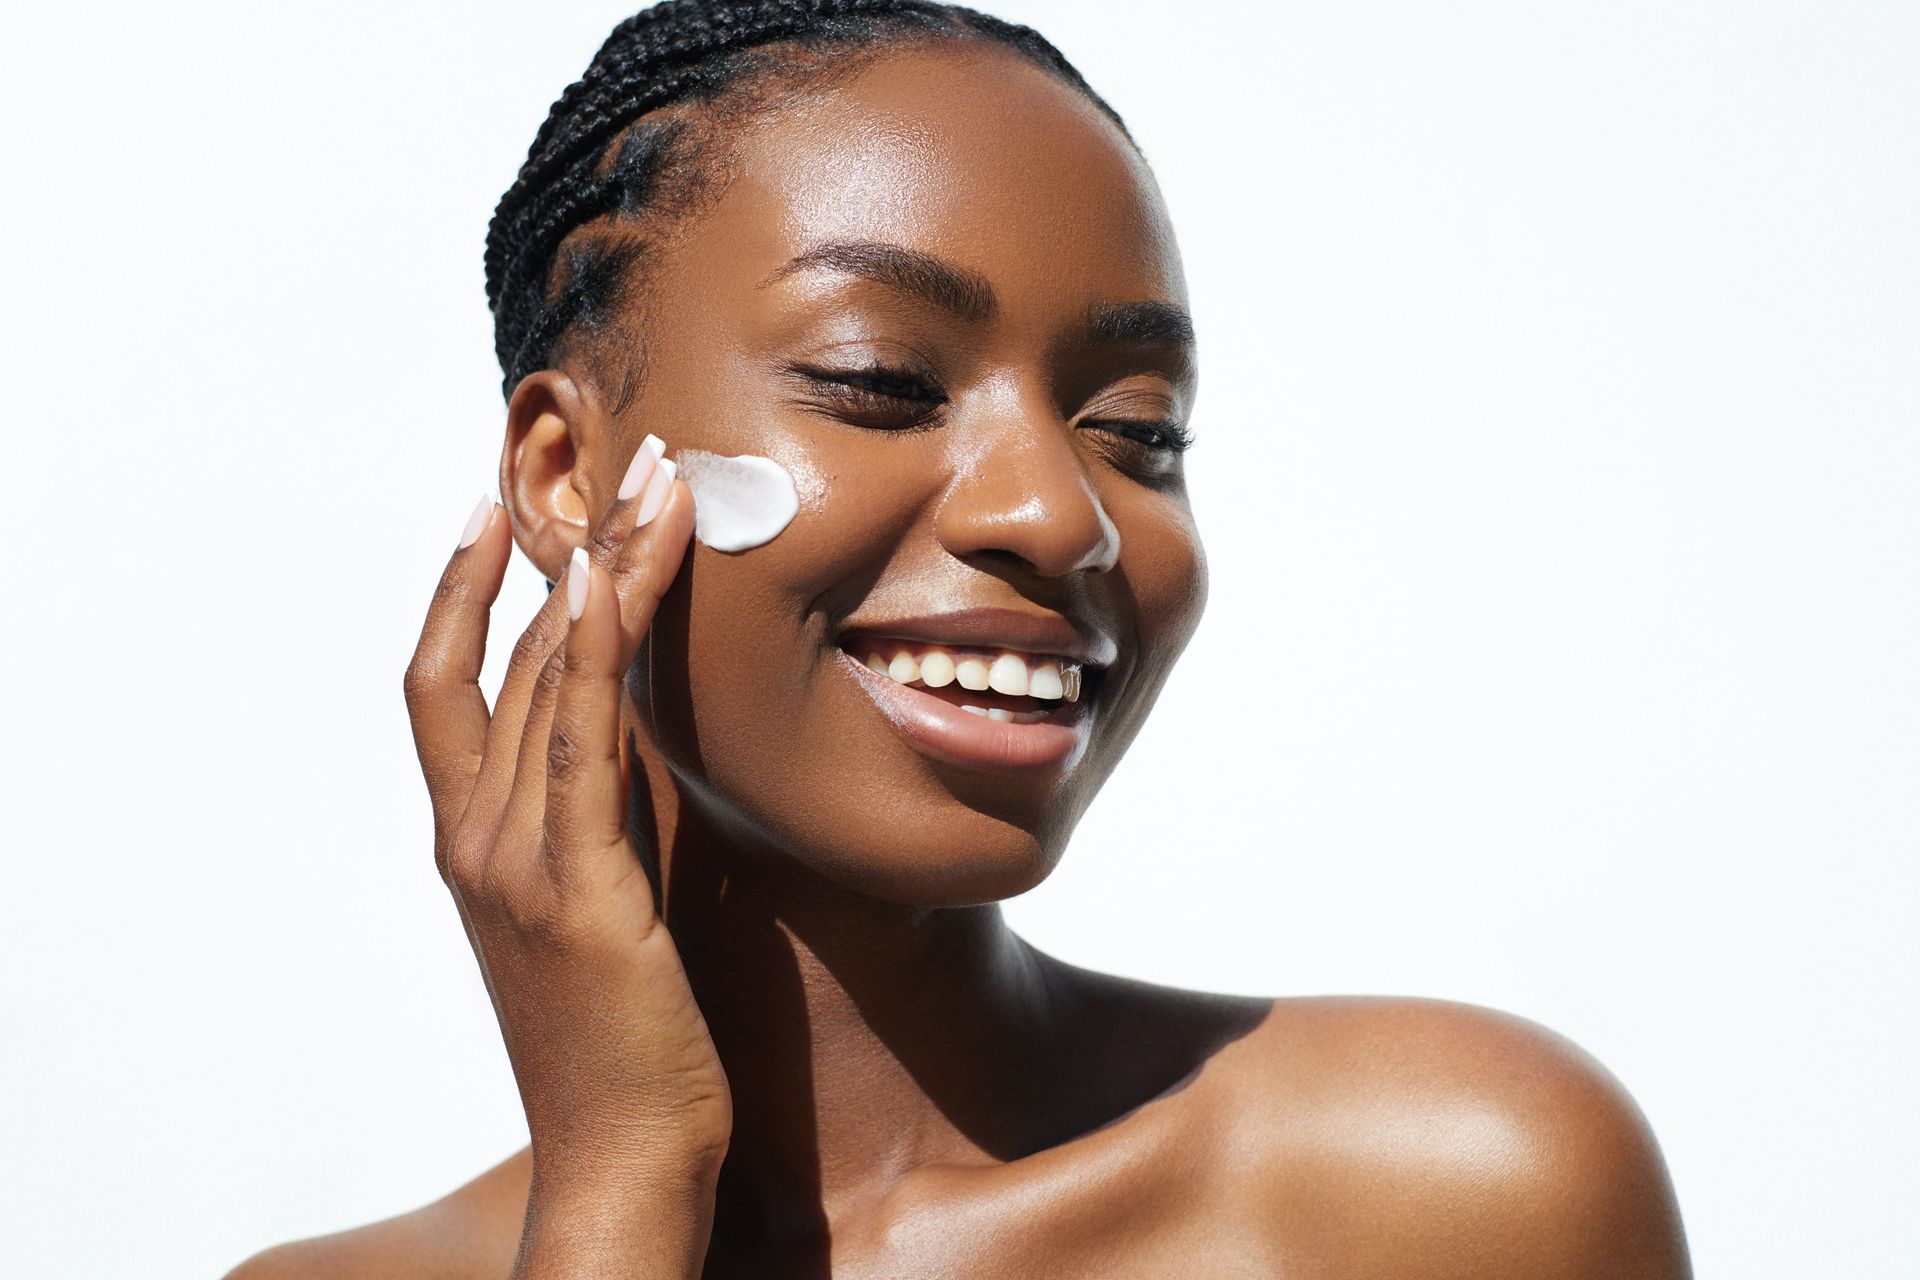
762, 239, 1197, 349
1084, 299, 1196, 348
762, 240, 997, 322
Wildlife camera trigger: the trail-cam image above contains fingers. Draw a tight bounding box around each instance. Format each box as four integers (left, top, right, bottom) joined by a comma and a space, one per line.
609, 461, 698, 656
540, 550, 632, 885
403, 494, 509, 856
546, 477, 697, 886
467, 568, 575, 822
509, 475, 696, 880
467, 440, 669, 826
510, 465, 691, 798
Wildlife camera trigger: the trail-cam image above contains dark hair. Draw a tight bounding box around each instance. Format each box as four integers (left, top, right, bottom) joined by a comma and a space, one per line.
483, 0, 1129, 401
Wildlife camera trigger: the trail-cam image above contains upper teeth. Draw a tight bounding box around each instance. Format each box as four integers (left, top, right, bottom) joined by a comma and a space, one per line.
856, 643, 1083, 702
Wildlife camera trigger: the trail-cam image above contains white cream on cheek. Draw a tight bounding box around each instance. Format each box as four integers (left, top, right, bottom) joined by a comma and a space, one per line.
674, 450, 801, 552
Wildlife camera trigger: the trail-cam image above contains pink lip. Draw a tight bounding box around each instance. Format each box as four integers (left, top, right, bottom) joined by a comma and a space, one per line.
833, 649, 1091, 773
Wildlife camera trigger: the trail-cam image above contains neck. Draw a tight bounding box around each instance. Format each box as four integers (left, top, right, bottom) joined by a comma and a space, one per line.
631, 746, 1066, 1250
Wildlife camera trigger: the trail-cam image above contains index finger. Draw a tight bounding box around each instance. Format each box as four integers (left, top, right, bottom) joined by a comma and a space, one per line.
402, 494, 509, 842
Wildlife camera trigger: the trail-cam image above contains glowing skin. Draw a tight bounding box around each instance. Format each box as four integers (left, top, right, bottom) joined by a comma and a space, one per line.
673, 449, 801, 552
275, 40, 1690, 1280
487, 47, 1679, 1278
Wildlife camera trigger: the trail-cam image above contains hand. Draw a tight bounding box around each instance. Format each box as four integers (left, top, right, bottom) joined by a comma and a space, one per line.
402, 457, 732, 1213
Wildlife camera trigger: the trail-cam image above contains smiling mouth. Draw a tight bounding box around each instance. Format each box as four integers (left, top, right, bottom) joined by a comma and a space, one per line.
833, 634, 1099, 771
840, 635, 1086, 722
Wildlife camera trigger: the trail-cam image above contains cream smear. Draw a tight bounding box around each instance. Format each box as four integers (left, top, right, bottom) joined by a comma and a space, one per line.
674, 450, 801, 552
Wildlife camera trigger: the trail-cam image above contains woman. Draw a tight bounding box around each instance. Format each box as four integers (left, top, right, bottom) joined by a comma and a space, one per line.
231, 2, 1690, 1275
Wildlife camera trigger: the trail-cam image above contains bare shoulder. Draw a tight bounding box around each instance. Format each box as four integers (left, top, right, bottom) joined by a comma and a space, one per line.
1219, 995, 1692, 1279
222, 1147, 530, 1280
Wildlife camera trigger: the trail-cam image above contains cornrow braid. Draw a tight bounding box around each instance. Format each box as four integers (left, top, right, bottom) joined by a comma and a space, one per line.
484, 0, 1129, 400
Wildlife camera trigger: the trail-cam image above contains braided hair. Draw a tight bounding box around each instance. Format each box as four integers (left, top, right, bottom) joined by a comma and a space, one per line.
484, 0, 1130, 402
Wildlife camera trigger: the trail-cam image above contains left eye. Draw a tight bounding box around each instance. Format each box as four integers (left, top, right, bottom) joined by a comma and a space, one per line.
1086, 419, 1194, 452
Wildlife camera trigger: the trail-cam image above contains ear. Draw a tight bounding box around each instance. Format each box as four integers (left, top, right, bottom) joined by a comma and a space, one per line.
497, 370, 616, 584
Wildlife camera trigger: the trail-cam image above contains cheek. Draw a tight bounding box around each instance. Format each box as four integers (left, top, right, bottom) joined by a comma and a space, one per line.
1124, 489, 1209, 673
679, 430, 931, 636
631, 431, 931, 805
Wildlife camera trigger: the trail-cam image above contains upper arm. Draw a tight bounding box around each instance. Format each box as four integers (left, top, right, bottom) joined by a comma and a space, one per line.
1243, 997, 1691, 1280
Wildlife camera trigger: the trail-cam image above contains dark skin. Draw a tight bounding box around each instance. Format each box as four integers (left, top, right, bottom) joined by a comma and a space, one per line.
229, 44, 1689, 1279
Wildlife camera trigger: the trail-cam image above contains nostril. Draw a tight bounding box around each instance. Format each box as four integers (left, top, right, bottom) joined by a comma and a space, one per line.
932, 453, 1121, 579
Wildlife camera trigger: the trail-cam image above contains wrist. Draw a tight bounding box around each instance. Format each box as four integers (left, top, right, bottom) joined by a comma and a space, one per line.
516, 1169, 721, 1280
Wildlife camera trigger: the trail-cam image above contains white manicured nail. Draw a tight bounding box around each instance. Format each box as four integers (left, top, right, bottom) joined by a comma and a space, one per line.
566, 546, 590, 620
635, 456, 677, 528
618, 434, 667, 501
457, 493, 493, 549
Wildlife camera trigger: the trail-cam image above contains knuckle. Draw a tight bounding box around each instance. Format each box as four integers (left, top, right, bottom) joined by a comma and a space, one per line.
509, 625, 546, 673
442, 831, 489, 895
546, 723, 587, 780
401, 656, 440, 707
532, 651, 566, 700
474, 846, 524, 910
589, 522, 624, 558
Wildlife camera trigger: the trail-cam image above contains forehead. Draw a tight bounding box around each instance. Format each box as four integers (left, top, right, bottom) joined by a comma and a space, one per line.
677, 43, 1186, 311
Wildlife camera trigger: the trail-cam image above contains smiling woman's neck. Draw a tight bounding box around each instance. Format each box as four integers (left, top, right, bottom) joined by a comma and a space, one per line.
635, 753, 1067, 1246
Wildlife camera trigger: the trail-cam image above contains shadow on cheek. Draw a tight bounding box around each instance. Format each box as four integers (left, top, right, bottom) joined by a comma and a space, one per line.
634, 551, 703, 777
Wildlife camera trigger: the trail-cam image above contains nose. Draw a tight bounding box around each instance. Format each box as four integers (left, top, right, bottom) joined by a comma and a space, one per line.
932, 396, 1122, 579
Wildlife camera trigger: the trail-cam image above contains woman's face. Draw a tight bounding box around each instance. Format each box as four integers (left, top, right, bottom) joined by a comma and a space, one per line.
601, 44, 1205, 905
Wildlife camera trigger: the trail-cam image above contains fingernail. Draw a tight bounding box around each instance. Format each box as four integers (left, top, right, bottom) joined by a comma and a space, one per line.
566, 545, 590, 620
618, 434, 667, 501
458, 493, 494, 549
633, 456, 677, 528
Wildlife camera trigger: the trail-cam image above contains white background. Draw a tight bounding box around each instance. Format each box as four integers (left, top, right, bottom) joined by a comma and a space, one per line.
2, 2, 1913, 1275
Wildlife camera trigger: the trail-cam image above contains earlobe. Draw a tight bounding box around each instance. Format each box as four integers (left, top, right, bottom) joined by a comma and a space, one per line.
497, 370, 605, 584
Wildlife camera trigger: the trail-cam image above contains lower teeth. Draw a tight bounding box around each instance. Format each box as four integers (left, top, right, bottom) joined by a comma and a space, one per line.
960, 705, 1049, 724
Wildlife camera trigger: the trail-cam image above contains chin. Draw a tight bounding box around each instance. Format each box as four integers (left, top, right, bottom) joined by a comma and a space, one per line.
671, 759, 1088, 909
815, 809, 1072, 908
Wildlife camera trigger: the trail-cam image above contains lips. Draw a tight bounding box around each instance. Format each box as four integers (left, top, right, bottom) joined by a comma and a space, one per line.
834, 648, 1092, 772
830, 616, 1106, 771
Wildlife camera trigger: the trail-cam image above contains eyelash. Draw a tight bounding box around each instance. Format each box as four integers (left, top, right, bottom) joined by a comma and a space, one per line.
804, 364, 943, 414
798, 364, 1194, 453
